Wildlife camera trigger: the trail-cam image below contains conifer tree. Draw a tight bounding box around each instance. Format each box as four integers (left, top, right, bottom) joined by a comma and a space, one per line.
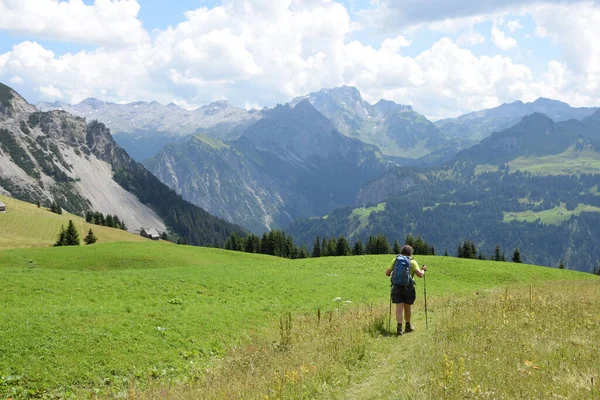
321, 237, 329, 257
444, 248, 449, 257
494, 245, 502, 261
335, 235, 351, 256
327, 237, 337, 257
54, 225, 66, 247
297, 245, 309, 259
392, 240, 401, 254
83, 228, 98, 245
161, 231, 168, 241
312, 235, 321, 257
512, 248, 522, 263
50, 199, 62, 215
64, 220, 80, 245
558, 260, 565, 269
352, 240, 364, 255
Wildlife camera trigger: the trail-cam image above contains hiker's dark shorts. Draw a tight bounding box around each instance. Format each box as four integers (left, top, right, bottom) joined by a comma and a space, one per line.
391, 284, 416, 305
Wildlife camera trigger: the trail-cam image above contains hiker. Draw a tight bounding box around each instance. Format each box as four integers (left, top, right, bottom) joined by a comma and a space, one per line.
385, 244, 426, 335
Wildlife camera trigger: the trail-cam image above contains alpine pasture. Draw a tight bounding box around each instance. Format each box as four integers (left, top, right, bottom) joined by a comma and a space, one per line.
1, 197, 599, 399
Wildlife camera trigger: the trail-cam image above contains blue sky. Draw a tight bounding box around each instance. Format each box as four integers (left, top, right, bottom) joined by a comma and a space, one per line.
0, 0, 598, 119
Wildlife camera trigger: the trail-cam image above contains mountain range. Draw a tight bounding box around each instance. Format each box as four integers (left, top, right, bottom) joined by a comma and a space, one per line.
435, 97, 598, 142
38, 98, 261, 161
145, 99, 387, 232
9, 81, 600, 271
0, 82, 243, 246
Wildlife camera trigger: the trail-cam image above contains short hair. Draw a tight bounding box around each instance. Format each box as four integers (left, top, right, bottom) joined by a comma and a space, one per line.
400, 245, 414, 256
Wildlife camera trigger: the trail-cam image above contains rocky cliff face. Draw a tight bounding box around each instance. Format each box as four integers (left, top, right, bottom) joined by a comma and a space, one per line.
38, 98, 262, 161
0, 82, 165, 231
145, 101, 388, 233
290, 86, 451, 159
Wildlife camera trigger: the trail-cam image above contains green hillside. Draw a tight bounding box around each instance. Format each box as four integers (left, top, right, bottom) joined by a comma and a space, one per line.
0, 195, 148, 249
0, 241, 596, 398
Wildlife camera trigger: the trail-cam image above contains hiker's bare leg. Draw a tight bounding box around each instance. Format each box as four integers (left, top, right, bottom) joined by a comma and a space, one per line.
395, 303, 404, 324
403, 304, 412, 324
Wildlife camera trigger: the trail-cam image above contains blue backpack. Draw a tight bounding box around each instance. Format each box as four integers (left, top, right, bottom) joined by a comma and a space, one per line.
392, 255, 415, 286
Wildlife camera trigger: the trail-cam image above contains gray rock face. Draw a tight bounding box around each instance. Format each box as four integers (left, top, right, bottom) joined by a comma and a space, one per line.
290, 86, 450, 158
38, 98, 262, 161
145, 101, 388, 233
0, 83, 165, 231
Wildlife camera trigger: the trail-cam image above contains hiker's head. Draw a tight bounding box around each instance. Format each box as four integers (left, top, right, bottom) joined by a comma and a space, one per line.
400, 245, 414, 257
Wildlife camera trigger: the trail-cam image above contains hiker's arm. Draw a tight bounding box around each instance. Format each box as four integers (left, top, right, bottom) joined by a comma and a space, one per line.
385, 261, 394, 276
414, 262, 426, 278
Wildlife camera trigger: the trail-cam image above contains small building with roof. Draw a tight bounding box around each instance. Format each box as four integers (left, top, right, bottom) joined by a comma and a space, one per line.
0, 201, 5, 213
140, 228, 160, 240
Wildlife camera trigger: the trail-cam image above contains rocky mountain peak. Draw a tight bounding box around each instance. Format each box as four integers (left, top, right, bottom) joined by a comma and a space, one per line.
80, 98, 105, 109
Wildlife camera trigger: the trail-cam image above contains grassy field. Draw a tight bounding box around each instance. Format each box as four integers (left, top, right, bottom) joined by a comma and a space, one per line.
348, 203, 386, 237
475, 146, 600, 176
1, 240, 597, 399
503, 203, 600, 224
0, 194, 147, 249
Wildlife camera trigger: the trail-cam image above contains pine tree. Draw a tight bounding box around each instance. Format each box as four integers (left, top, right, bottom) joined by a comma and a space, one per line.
50, 199, 62, 215
494, 245, 502, 261
83, 228, 98, 245
321, 237, 329, 257
352, 240, 364, 255
297, 245, 309, 259
312, 235, 321, 257
392, 240, 401, 254
64, 220, 80, 245
326, 237, 337, 257
558, 260, 565, 269
335, 235, 351, 256
373, 234, 391, 254
512, 248, 522, 263
54, 225, 66, 247
444, 248, 449, 257
161, 231, 168, 241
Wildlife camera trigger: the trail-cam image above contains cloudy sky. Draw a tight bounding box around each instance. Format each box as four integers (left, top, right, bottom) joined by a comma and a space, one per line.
0, 0, 599, 119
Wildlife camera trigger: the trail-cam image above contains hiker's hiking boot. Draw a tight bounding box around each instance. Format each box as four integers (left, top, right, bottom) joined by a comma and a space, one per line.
396, 324, 403, 336
404, 323, 415, 333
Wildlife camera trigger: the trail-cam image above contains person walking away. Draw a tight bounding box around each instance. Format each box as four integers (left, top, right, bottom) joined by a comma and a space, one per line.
385, 244, 426, 335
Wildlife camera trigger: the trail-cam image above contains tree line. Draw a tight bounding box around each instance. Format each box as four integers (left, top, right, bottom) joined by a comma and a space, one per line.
223, 232, 434, 259
455, 240, 521, 262
85, 211, 127, 231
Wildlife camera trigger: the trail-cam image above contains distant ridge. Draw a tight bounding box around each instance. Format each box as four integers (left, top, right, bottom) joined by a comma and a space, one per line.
435, 97, 597, 142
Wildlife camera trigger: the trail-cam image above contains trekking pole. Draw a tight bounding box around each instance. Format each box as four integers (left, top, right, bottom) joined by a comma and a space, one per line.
423, 270, 428, 330
388, 293, 392, 333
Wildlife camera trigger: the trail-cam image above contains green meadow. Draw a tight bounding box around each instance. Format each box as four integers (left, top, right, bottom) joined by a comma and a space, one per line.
475, 146, 600, 176
503, 203, 600, 224
0, 195, 147, 249
1, 240, 598, 399
1, 196, 599, 399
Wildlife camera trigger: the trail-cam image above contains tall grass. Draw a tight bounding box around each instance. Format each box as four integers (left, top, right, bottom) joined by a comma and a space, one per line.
129, 280, 600, 400
0, 241, 597, 399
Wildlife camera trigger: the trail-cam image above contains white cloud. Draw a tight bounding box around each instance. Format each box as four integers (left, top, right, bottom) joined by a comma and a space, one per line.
456, 30, 485, 46
360, 0, 587, 29
0, 0, 149, 47
381, 36, 412, 53
491, 24, 518, 50
506, 19, 524, 32
38, 84, 63, 100
1, 0, 599, 119
9, 76, 23, 85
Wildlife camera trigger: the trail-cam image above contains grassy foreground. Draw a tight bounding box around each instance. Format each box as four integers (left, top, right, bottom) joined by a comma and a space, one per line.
0, 195, 146, 249
0, 241, 597, 399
